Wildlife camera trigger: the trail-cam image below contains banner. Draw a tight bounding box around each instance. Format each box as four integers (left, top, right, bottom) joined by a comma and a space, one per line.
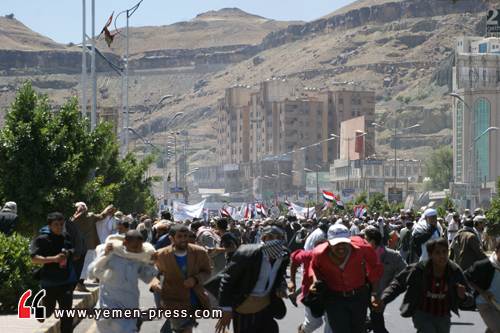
290, 202, 316, 220
173, 200, 206, 221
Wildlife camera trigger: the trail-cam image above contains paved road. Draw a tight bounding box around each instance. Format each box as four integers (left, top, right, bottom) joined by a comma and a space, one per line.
75, 280, 486, 333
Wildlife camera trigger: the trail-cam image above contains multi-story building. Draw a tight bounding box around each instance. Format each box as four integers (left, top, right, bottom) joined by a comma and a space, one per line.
452, 36, 500, 207
216, 80, 376, 195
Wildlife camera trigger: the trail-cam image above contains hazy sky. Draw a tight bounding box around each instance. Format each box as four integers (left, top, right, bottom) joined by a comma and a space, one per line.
2, 0, 354, 44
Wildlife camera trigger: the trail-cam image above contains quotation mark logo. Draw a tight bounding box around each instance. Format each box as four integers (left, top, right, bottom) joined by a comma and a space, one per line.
18, 289, 46, 319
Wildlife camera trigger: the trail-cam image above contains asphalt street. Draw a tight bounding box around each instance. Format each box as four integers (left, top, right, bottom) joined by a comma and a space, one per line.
75, 279, 487, 333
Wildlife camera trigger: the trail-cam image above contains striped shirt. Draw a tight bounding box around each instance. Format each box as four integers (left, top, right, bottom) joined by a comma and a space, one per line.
419, 267, 450, 317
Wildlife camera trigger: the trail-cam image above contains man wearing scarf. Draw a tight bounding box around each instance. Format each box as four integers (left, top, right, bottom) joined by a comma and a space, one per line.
450, 216, 486, 271
216, 225, 289, 333
465, 240, 500, 333
411, 208, 443, 262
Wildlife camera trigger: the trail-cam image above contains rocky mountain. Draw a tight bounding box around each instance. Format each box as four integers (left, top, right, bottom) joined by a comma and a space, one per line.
0, 1, 492, 174
96, 7, 300, 55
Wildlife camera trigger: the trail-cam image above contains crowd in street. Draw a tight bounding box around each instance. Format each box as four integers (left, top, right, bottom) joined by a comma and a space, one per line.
1, 200, 499, 333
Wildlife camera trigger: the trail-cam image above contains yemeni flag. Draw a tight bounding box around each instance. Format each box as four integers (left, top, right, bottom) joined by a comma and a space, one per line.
219, 207, 232, 218
322, 190, 336, 202
100, 12, 117, 47
336, 200, 345, 209
353, 205, 367, 218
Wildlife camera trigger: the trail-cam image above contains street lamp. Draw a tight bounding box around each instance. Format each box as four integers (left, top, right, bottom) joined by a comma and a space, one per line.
116, 0, 144, 155
467, 126, 499, 207
372, 122, 420, 191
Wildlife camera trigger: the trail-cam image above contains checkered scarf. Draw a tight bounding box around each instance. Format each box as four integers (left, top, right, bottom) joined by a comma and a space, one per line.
261, 240, 286, 260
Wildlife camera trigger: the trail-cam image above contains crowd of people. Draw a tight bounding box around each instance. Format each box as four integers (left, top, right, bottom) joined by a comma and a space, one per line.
1, 199, 499, 333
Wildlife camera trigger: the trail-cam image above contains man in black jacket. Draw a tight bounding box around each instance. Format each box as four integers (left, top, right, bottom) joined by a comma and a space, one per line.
465, 241, 500, 333
379, 238, 472, 333
215, 225, 289, 333
0, 201, 18, 235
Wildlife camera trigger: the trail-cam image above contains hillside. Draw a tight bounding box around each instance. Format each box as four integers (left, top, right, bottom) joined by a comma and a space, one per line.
0, 15, 65, 51
97, 8, 299, 55
0, 0, 491, 175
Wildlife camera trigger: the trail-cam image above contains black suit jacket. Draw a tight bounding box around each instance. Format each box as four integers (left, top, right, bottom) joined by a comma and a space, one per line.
218, 244, 289, 309
0, 211, 18, 235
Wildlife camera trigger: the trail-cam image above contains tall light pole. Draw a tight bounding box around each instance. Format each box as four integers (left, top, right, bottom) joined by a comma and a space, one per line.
116, 0, 144, 154
467, 126, 499, 207
81, 0, 87, 119
90, 0, 97, 130
372, 122, 420, 191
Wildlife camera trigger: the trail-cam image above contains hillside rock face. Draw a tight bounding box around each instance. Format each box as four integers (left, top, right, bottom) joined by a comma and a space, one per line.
0, 1, 491, 166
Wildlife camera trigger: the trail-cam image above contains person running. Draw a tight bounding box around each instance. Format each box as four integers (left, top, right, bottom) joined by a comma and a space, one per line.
89, 230, 157, 333
216, 225, 290, 333
464, 240, 500, 333
151, 224, 212, 333
364, 226, 406, 333
450, 217, 486, 271
310, 224, 383, 333
30, 212, 77, 333
411, 208, 443, 262
380, 238, 472, 333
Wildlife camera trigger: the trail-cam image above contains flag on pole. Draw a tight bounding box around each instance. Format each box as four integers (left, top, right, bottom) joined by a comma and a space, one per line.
336, 200, 345, 209
100, 12, 117, 47
322, 190, 337, 202
353, 205, 367, 218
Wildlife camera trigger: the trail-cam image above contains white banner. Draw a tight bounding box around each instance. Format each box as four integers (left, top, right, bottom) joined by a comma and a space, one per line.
290, 202, 316, 220
173, 200, 206, 221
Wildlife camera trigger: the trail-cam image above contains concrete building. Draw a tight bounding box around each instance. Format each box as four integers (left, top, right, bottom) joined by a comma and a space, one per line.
452, 36, 500, 207
329, 159, 424, 201
216, 80, 377, 196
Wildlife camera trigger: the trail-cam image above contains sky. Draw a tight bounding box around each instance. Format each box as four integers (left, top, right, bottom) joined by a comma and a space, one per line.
2, 0, 354, 44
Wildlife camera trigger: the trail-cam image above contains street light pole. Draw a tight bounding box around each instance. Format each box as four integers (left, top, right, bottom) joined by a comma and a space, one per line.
90, 0, 97, 130
81, 0, 87, 119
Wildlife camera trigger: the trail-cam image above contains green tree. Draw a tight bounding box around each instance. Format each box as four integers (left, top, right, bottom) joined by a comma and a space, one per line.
368, 192, 390, 214
424, 146, 453, 190
486, 178, 500, 237
0, 83, 157, 233
354, 192, 368, 205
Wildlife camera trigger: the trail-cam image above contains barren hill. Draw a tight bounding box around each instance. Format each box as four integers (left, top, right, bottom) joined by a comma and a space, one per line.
97, 8, 299, 55
0, 0, 492, 177
0, 15, 66, 51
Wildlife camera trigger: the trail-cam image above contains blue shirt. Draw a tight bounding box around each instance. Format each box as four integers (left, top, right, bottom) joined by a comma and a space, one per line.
174, 253, 198, 306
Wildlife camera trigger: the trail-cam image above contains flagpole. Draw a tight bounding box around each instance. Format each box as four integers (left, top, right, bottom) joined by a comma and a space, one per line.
81, 0, 87, 119
90, 0, 97, 130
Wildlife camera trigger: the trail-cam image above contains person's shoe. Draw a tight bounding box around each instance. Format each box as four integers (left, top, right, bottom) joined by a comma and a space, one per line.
75, 282, 90, 292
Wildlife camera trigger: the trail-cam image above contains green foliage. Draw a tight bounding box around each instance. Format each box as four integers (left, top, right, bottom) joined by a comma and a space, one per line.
485, 178, 500, 237
0, 82, 157, 233
424, 147, 453, 191
437, 196, 455, 218
0, 233, 39, 314
354, 192, 368, 205
368, 192, 390, 214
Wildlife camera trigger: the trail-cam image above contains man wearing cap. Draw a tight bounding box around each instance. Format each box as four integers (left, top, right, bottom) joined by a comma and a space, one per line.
0, 201, 18, 235
304, 219, 329, 251
450, 217, 486, 271
447, 212, 461, 244
310, 224, 383, 333
411, 208, 443, 262
216, 225, 290, 333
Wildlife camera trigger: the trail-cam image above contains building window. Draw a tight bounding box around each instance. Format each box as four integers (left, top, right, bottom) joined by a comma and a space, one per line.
455, 102, 464, 179
473, 98, 491, 181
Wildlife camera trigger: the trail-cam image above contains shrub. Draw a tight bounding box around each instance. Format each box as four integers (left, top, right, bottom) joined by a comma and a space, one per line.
0, 233, 39, 314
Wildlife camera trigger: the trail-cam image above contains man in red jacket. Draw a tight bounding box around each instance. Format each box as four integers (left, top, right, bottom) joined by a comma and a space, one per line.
310, 224, 383, 333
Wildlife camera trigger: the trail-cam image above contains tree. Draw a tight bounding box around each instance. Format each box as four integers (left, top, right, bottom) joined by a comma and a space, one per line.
485, 178, 500, 237
0, 83, 157, 233
424, 146, 453, 190
368, 192, 390, 214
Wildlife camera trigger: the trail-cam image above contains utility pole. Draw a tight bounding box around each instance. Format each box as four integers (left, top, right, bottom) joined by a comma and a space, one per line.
81, 0, 87, 119
124, 9, 130, 152
394, 121, 397, 190
90, 0, 97, 130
